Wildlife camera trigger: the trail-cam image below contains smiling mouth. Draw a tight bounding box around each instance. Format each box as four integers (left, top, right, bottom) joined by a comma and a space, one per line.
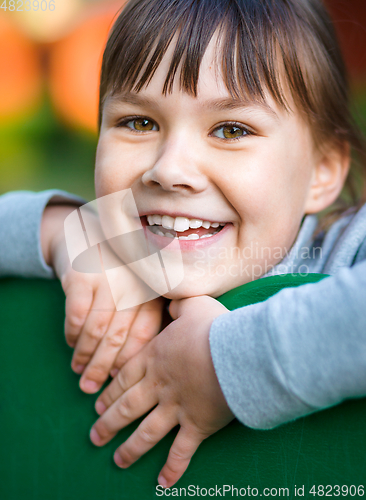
142, 215, 227, 240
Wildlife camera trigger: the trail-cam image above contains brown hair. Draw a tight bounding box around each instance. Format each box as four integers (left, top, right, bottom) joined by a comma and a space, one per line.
99, 0, 366, 227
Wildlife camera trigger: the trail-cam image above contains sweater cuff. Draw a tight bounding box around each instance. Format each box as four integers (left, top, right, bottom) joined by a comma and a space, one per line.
0, 190, 86, 279
209, 301, 316, 429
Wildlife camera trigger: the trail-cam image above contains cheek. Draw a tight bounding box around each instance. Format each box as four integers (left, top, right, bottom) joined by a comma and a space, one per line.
95, 139, 116, 197
237, 148, 313, 219
95, 137, 140, 197
221, 165, 281, 223
223, 150, 312, 242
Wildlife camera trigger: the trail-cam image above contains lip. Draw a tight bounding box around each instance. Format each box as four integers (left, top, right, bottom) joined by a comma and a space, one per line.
141, 216, 233, 251
139, 210, 228, 224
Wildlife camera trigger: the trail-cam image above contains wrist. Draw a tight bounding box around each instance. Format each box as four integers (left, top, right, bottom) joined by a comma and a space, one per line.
41, 204, 76, 269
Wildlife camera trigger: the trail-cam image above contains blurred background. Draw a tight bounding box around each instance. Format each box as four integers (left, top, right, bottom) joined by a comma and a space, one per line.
0, 0, 366, 202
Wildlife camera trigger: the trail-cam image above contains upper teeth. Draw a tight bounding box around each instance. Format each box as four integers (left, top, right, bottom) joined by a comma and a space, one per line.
146, 215, 224, 232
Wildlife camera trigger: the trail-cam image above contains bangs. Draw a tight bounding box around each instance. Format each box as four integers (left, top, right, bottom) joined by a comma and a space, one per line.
99, 0, 329, 124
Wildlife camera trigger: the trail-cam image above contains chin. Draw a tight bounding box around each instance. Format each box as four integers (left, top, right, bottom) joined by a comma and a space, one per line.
162, 280, 223, 300
163, 288, 201, 300
162, 283, 205, 300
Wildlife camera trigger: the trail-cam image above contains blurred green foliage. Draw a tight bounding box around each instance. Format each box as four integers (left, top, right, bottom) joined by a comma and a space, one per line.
354, 91, 366, 136
0, 97, 97, 200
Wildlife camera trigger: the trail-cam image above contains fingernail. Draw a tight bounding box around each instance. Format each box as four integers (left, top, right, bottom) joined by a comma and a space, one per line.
81, 379, 99, 393
158, 475, 168, 488
90, 427, 102, 445
114, 451, 126, 468
110, 368, 118, 378
73, 364, 85, 374
95, 400, 106, 415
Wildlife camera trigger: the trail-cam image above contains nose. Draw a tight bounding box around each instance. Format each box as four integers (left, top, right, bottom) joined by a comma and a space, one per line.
141, 138, 208, 194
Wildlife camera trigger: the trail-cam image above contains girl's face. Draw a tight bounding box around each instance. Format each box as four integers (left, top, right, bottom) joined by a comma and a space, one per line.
95, 38, 320, 298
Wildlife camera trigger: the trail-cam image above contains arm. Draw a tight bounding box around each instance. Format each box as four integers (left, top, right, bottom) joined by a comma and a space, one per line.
0, 190, 84, 278
210, 259, 366, 429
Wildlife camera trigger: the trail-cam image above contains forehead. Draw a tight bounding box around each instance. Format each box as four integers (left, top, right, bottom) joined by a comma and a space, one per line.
104, 34, 287, 121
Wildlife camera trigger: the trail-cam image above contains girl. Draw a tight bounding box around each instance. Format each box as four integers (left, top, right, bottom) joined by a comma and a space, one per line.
79, 0, 366, 488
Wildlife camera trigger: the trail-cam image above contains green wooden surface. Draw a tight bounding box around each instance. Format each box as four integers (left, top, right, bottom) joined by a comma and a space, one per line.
216, 273, 330, 309
0, 276, 365, 499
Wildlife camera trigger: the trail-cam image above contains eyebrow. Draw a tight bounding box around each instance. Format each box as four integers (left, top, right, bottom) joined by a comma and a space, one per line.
200, 97, 279, 120
106, 92, 279, 120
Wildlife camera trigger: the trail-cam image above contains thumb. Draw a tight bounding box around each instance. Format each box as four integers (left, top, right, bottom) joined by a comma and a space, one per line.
168, 299, 186, 320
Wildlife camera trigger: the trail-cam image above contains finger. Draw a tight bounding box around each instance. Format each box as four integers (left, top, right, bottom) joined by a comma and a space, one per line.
79, 307, 139, 393
71, 284, 115, 375
111, 299, 163, 373
95, 350, 147, 414
64, 279, 94, 348
158, 427, 206, 488
168, 299, 185, 320
113, 406, 178, 468
90, 379, 159, 446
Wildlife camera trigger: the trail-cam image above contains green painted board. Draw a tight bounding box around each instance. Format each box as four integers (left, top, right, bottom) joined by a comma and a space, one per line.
0, 276, 365, 499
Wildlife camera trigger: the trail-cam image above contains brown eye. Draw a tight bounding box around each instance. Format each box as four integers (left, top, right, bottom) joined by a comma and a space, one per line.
133, 118, 155, 131
222, 126, 244, 139
212, 124, 249, 140
118, 117, 158, 132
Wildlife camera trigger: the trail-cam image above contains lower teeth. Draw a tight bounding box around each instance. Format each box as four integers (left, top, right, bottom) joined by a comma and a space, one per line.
148, 227, 221, 239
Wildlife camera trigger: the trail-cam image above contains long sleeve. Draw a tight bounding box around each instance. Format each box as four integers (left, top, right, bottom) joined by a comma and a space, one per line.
209, 259, 366, 429
0, 190, 85, 278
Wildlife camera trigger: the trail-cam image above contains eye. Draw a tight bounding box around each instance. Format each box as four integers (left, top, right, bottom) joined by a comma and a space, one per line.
212, 123, 251, 140
117, 116, 158, 132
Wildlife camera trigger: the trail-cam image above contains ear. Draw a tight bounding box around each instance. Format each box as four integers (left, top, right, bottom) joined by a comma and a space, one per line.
304, 141, 350, 214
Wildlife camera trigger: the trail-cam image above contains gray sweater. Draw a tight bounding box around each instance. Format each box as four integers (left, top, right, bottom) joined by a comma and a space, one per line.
0, 190, 84, 278
1, 191, 366, 429
210, 204, 366, 429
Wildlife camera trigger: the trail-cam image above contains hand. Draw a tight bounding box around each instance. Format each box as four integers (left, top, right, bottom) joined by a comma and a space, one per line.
90, 295, 234, 488
41, 204, 165, 393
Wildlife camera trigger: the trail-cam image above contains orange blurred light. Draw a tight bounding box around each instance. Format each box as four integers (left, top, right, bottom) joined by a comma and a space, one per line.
48, 2, 125, 134
0, 14, 43, 123
11, 0, 83, 43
